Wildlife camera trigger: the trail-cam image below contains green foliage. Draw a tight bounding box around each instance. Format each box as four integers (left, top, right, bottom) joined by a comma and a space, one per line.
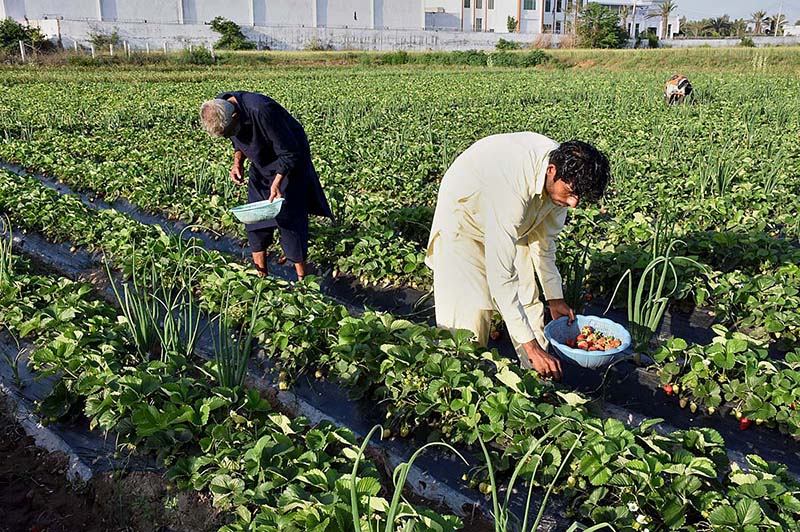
4, 170, 800, 530
643, 30, 659, 49
87, 27, 121, 49
178, 46, 215, 65
507, 16, 518, 33
496, 37, 521, 50
578, 3, 628, 49
739, 37, 756, 48
209, 16, 255, 50
0, 17, 51, 55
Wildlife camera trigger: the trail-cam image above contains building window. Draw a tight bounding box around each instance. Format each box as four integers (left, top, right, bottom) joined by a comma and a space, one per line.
488, 0, 494, 9
464, 0, 470, 8
476, 18, 482, 30
523, 0, 535, 10
557, 0, 562, 13
545, 0, 551, 13
476, 0, 482, 8
555, 21, 561, 33
634, 23, 640, 37
667, 23, 672, 36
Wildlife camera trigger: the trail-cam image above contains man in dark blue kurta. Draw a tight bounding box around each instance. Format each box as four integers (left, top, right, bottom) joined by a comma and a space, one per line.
201, 92, 333, 281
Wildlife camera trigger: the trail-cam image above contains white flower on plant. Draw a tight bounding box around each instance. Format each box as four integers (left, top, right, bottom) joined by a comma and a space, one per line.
627, 501, 639, 512
637, 514, 648, 525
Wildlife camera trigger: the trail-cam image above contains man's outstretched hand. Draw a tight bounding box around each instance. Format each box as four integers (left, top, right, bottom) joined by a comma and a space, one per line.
522, 340, 563, 381
549, 298, 575, 324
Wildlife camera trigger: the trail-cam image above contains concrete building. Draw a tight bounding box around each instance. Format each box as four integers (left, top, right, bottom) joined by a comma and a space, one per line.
0, 0, 425, 30
424, 0, 679, 38
785, 25, 800, 37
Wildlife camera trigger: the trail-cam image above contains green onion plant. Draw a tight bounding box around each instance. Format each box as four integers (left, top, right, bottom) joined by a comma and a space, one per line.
212, 288, 260, 389
0, 216, 13, 285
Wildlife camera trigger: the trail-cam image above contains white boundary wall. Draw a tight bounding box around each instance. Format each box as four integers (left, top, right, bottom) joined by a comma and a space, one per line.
663, 36, 800, 48
35, 19, 566, 51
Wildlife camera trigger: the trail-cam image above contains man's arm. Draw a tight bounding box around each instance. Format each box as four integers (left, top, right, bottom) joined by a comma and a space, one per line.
230, 150, 246, 186
485, 196, 563, 380
529, 207, 574, 323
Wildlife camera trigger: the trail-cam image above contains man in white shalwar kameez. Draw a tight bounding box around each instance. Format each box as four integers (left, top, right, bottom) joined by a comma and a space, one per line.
426, 133, 611, 381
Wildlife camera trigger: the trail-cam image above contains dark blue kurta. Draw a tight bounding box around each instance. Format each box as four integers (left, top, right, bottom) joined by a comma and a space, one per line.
216, 91, 333, 233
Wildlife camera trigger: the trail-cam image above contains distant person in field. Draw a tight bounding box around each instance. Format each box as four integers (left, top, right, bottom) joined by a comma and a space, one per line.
200, 92, 333, 281
664, 74, 693, 105
426, 135, 611, 381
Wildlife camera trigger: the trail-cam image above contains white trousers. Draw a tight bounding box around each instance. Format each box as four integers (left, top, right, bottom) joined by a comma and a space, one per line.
431, 235, 549, 369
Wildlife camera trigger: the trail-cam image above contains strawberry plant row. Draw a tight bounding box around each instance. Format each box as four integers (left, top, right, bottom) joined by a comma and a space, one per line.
3, 170, 800, 530
1, 68, 798, 315
0, 257, 462, 531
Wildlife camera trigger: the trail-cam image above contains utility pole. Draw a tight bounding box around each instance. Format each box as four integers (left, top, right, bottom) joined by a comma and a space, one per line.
776, 0, 784, 37
630, 0, 637, 38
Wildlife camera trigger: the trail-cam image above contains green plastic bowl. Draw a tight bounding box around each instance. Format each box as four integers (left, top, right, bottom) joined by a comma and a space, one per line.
230, 198, 285, 224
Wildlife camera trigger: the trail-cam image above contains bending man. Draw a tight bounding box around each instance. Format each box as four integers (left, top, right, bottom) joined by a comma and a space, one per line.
200, 92, 333, 281
426, 134, 611, 380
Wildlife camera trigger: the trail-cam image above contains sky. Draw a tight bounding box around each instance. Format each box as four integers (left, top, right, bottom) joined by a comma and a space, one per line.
675, 0, 800, 23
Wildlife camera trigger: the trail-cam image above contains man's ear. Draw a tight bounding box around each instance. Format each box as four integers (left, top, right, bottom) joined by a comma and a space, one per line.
546, 164, 558, 181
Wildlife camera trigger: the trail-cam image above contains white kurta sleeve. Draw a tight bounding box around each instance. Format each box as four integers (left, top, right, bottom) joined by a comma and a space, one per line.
484, 194, 536, 345
529, 207, 567, 301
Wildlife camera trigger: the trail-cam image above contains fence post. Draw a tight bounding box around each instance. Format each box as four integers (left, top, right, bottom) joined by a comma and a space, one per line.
91, 44, 95, 58
19, 40, 25, 62
146, 42, 150, 54
110, 43, 114, 56
74, 40, 78, 52
163, 42, 168, 54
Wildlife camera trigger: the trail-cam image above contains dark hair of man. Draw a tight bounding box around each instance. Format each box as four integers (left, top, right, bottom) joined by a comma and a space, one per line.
548, 140, 611, 204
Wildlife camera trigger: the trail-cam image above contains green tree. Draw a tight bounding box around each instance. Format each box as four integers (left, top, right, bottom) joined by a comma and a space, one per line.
703, 16, 732, 37
0, 17, 51, 55
646, 0, 677, 38
750, 10, 767, 35
210, 16, 255, 50
766, 13, 787, 36
577, 3, 628, 48
506, 16, 517, 33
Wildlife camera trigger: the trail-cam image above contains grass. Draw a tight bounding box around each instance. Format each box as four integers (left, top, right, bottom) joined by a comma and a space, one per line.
2, 46, 799, 74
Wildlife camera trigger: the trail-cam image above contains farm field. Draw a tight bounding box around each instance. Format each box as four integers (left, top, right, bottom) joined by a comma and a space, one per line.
1, 50, 800, 531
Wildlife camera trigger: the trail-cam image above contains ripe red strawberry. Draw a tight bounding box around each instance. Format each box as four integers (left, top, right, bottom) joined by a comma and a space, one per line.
739, 417, 752, 431
565, 338, 577, 348
577, 341, 589, 350
663, 384, 674, 396
490, 330, 501, 341
576, 334, 587, 342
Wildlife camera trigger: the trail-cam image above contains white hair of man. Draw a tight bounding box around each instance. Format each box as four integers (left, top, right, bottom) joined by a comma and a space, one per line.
200, 99, 236, 137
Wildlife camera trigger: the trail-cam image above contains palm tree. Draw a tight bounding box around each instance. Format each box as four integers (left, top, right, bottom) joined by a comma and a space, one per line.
646, 0, 677, 38
681, 19, 703, 37
767, 13, 787, 36
730, 18, 747, 37
750, 10, 767, 35
703, 16, 732, 37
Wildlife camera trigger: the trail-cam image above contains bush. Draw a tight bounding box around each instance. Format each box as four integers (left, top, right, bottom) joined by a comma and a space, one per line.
178, 46, 215, 65
304, 37, 334, 51
0, 17, 53, 55
452, 49, 488, 66
644, 30, 659, 49
88, 27, 120, 49
488, 51, 519, 67
496, 37, 520, 50
522, 49, 549, 67
740, 36, 756, 47
378, 50, 409, 65
210, 16, 255, 50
